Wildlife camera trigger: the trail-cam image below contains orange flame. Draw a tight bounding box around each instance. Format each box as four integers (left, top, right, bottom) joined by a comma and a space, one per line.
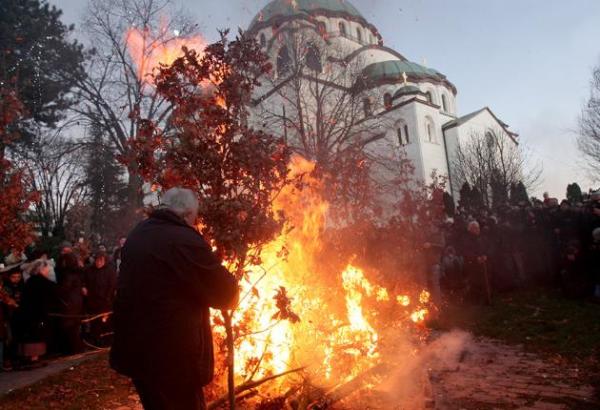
211, 155, 433, 399
125, 25, 206, 84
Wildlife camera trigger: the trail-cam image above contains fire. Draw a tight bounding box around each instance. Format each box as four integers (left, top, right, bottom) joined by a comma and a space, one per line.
211, 155, 434, 402
396, 295, 410, 306
410, 308, 429, 323
419, 290, 431, 304
125, 24, 206, 84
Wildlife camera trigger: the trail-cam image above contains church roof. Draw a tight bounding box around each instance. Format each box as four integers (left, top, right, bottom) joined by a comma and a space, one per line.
393, 85, 421, 98
442, 107, 519, 140
362, 60, 444, 83
442, 108, 487, 129
358, 60, 456, 94
248, 0, 366, 31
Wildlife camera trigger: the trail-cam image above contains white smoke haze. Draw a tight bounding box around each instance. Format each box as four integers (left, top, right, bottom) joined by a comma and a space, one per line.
373, 330, 472, 409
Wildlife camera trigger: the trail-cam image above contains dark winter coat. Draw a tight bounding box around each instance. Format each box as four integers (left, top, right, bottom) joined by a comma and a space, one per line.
56, 266, 85, 328
84, 264, 117, 313
110, 209, 238, 387
19, 274, 57, 343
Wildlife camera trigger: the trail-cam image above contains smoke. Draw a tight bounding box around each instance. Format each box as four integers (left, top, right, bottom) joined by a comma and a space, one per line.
376, 330, 472, 408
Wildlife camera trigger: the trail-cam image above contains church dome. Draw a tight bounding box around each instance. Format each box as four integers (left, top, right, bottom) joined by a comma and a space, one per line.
360, 60, 456, 94
248, 0, 368, 32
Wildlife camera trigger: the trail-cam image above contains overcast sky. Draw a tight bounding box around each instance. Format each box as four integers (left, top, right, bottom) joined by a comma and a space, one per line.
51, 0, 600, 198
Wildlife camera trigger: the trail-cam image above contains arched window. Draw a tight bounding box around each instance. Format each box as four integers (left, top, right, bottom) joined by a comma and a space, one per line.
259, 33, 266, 48
383, 92, 392, 109
277, 46, 291, 77
425, 117, 436, 143
396, 121, 408, 146
441, 94, 448, 112
396, 128, 403, 146
338, 22, 346, 37
404, 124, 410, 144
363, 97, 372, 117
425, 91, 433, 104
356, 27, 362, 43
305, 44, 322, 72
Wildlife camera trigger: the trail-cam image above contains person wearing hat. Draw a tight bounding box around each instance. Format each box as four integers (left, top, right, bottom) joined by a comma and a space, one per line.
3, 248, 26, 267
83, 251, 117, 346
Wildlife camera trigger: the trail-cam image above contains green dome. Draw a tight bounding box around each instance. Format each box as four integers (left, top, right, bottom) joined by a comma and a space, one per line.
393, 85, 421, 98
249, 0, 364, 31
362, 60, 445, 82
358, 59, 456, 93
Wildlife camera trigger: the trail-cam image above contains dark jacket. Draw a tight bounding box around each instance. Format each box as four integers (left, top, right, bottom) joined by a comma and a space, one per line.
84, 263, 117, 313
110, 209, 238, 387
56, 265, 84, 328
19, 274, 57, 343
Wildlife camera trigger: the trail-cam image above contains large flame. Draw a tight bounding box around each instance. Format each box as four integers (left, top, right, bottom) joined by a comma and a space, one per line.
125, 24, 206, 84
212, 155, 432, 401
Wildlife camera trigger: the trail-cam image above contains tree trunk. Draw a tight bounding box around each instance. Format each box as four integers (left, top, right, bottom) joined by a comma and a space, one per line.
125, 164, 144, 228
224, 310, 236, 410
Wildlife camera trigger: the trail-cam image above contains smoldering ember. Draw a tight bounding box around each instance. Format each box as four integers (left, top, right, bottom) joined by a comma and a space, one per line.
0, 0, 599, 409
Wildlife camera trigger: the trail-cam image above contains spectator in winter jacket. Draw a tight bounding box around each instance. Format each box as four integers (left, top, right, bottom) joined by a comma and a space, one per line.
84, 252, 117, 345
18, 260, 57, 365
111, 187, 238, 410
55, 253, 84, 354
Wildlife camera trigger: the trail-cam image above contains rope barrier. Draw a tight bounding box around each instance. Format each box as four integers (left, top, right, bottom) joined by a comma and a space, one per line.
47, 311, 113, 323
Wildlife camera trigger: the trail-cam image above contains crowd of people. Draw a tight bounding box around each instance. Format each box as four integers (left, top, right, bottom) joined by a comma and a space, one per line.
0, 238, 125, 370
0, 188, 599, 373
432, 191, 600, 304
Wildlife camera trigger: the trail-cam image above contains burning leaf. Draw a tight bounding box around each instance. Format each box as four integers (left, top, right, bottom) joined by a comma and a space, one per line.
272, 286, 300, 323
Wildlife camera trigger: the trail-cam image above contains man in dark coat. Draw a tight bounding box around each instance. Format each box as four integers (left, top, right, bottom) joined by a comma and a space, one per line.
110, 188, 238, 410
56, 253, 85, 354
83, 252, 117, 346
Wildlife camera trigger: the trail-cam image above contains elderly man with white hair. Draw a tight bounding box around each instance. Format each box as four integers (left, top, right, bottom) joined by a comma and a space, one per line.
110, 187, 238, 410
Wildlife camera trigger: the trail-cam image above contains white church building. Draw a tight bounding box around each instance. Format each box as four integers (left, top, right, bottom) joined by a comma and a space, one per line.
246, 0, 519, 199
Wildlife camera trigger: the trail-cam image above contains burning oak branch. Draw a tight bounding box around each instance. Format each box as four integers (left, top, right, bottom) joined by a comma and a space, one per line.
126, 31, 436, 409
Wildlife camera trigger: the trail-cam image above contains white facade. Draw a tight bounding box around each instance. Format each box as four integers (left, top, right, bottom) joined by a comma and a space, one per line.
247, 0, 518, 200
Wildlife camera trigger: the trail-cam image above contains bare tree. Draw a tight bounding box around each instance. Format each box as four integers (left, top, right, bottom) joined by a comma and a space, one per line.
254, 24, 393, 220
19, 135, 87, 238
578, 63, 600, 179
72, 0, 199, 216
256, 27, 390, 163
452, 128, 541, 208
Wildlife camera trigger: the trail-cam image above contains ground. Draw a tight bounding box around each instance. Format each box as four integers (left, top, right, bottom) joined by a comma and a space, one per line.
0, 353, 141, 410
428, 337, 597, 410
0, 289, 597, 409
428, 289, 600, 409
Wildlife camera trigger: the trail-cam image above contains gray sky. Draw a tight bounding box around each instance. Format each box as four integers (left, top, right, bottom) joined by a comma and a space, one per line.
52, 0, 600, 198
